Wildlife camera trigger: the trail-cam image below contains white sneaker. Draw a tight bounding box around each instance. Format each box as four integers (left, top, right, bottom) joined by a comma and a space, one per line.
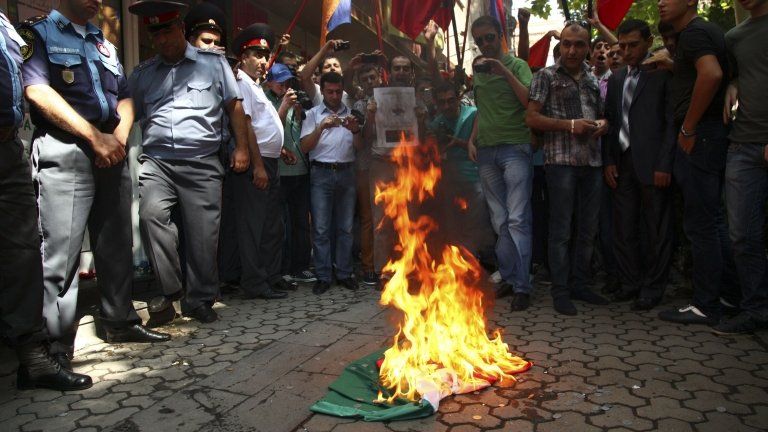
488, 271, 502, 284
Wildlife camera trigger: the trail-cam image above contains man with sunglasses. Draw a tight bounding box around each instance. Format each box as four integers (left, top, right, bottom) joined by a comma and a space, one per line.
526, 21, 610, 316
466, 15, 534, 311
128, 0, 251, 324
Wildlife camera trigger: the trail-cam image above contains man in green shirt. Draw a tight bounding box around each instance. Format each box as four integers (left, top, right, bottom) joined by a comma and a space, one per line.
467, 15, 534, 311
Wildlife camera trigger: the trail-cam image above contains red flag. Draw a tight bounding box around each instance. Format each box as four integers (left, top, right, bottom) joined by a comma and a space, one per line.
597, 0, 634, 30
527, 34, 552, 68
391, 0, 453, 40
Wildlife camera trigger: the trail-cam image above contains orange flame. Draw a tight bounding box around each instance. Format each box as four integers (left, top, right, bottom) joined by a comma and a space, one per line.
454, 197, 468, 211
374, 137, 530, 404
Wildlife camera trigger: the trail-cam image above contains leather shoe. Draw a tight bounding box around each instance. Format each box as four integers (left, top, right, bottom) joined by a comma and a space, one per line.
313, 281, 330, 295
601, 277, 621, 295
273, 279, 298, 291
572, 289, 610, 305
493, 283, 514, 299
53, 352, 72, 370
185, 304, 218, 323
553, 296, 577, 316
16, 343, 92, 391
611, 290, 639, 303
246, 289, 288, 300
510, 293, 531, 311
105, 324, 171, 343
631, 297, 662, 311
337, 277, 359, 291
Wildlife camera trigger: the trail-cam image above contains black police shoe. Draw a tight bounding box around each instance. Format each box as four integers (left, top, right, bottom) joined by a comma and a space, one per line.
312, 281, 331, 295
510, 292, 531, 311
16, 343, 92, 391
185, 304, 218, 323
105, 324, 171, 343
631, 297, 662, 311
245, 288, 288, 300
337, 277, 359, 291
712, 312, 767, 336
494, 282, 515, 299
572, 289, 610, 305
553, 296, 578, 316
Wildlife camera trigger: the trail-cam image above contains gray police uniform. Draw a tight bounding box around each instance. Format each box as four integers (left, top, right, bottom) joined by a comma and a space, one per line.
20, 10, 140, 356
128, 43, 241, 312
0, 10, 47, 347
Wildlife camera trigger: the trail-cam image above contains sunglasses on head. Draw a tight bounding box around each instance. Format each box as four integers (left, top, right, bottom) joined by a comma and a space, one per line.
565, 20, 590, 30
474, 33, 497, 46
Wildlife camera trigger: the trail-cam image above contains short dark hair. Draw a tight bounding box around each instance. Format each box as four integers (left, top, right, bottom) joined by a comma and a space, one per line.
471, 15, 502, 36
277, 50, 299, 64
433, 81, 457, 97
320, 71, 343, 90
657, 21, 675, 36
591, 36, 609, 50
388, 55, 413, 72
322, 56, 340, 69
562, 22, 590, 42
617, 19, 651, 39
356, 63, 380, 77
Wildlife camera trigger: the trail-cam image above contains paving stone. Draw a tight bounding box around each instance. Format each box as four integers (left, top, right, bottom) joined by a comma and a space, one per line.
585, 386, 645, 408
386, 416, 449, 432
636, 396, 704, 422
654, 418, 695, 432
696, 411, 761, 432
588, 404, 653, 430
299, 414, 356, 432
71, 392, 129, 414
78, 407, 140, 428
0, 413, 35, 430
633, 380, 691, 400
300, 333, 387, 375
540, 391, 601, 415
20, 409, 88, 432
743, 405, 768, 430
674, 374, 729, 393
536, 411, 601, 432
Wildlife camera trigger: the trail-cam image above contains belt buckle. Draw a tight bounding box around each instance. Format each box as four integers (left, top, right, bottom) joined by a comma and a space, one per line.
330, 163, 339, 170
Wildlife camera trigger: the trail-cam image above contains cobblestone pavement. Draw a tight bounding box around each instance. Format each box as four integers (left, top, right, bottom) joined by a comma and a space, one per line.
1, 279, 767, 432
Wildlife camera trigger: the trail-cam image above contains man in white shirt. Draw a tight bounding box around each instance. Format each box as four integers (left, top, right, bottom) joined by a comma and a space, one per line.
301, 71, 363, 294
230, 23, 290, 299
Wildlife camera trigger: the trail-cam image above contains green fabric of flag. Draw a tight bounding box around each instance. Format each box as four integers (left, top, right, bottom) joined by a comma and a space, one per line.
310, 348, 435, 422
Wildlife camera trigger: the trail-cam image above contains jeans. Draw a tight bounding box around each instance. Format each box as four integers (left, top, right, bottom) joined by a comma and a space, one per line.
674, 120, 739, 318
725, 142, 768, 319
546, 165, 603, 298
310, 165, 356, 282
477, 143, 533, 293
356, 169, 374, 273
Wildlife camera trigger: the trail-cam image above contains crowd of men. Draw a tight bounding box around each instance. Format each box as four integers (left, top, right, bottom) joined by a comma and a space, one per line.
0, 0, 766, 392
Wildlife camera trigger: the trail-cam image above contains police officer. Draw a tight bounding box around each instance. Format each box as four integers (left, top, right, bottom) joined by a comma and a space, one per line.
0, 7, 91, 391
128, 1, 251, 324
184, 1, 226, 52
20, 0, 171, 368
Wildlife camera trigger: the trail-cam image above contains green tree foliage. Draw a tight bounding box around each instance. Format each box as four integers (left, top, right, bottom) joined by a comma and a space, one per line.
529, 0, 735, 32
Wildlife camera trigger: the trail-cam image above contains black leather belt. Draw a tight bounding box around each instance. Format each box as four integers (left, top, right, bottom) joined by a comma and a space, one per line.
0, 126, 18, 142
312, 161, 353, 170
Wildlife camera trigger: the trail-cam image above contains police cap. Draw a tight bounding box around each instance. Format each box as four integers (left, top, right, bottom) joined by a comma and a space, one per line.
184, 2, 226, 40
128, 1, 188, 32
232, 23, 275, 57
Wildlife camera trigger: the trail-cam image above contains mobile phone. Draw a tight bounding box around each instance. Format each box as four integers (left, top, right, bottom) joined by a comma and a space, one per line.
473, 62, 491, 74
361, 53, 379, 64
335, 41, 351, 51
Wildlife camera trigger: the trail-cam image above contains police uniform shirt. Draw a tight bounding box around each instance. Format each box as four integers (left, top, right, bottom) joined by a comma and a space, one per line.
20, 10, 128, 132
236, 69, 283, 158
0, 11, 25, 127
300, 101, 354, 163
129, 43, 241, 160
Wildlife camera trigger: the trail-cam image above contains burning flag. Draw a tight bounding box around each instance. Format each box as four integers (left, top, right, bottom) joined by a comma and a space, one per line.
311, 139, 530, 421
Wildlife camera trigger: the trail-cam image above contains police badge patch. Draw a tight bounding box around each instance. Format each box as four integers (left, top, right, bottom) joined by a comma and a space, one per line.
18, 28, 34, 61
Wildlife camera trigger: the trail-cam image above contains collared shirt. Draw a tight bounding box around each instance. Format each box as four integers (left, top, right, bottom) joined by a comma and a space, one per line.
265, 87, 308, 176
593, 68, 612, 102
300, 101, 354, 163
237, 70, 283, 158
129, 43, 241, 159
0, 11, 25, 128
21, 9, 128, 131
529, 62, 603, 167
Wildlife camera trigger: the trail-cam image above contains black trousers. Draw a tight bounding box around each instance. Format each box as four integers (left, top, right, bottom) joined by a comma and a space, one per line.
280, 174, 311, 275
0, 138, 45, 346
612, 150, 673, 299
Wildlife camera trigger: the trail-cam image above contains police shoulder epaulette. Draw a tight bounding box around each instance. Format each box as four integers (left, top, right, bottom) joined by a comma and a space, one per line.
197, 47, 224, 56
134, 57, 158, 72
20, 15, 46, 27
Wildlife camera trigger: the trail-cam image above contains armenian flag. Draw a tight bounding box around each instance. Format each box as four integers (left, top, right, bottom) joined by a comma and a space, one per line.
321, 0, 351, 44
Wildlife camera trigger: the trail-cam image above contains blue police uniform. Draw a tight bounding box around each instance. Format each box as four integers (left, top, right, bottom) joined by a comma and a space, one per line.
20, 10, 141, 357
0, 9, 46, 346
129, 42, 242, 313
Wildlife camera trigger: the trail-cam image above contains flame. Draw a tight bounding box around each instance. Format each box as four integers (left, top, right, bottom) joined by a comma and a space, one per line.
454, 197, 468, 211
374, 136, 530, 404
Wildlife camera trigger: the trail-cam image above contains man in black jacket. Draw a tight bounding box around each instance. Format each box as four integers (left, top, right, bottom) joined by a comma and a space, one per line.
603, 19, 675, 311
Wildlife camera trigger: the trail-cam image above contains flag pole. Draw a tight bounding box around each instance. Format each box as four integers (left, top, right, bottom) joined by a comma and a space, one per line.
268, 0, 310, 69
449, 1, 462, 67
560, 0, 571, 21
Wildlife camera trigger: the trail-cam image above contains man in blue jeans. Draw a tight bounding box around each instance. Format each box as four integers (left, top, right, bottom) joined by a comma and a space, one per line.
526, 22, 611, 316
300, 72, 362, 294
717, 0, 768, 334
467, 15, 534, 311
657, 0, 739, 326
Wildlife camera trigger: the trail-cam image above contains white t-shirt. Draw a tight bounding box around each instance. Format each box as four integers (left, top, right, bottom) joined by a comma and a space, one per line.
237, 70, 284, 158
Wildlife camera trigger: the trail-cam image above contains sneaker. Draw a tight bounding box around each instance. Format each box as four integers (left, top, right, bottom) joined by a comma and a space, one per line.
712, 312, 766, 335
553, 296, 577, 316
362, 272, 379, 286
312, 281, 330, 295
720, 297, 740, 317
488, 270, 502, 284
493, 282, 514, 299
291, 270, 318, 283
273, 279, 298, 291
510, 293, 531, 311
658, 305, 717, 325
337, 277, 359, 291
534, 266, 552, 286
